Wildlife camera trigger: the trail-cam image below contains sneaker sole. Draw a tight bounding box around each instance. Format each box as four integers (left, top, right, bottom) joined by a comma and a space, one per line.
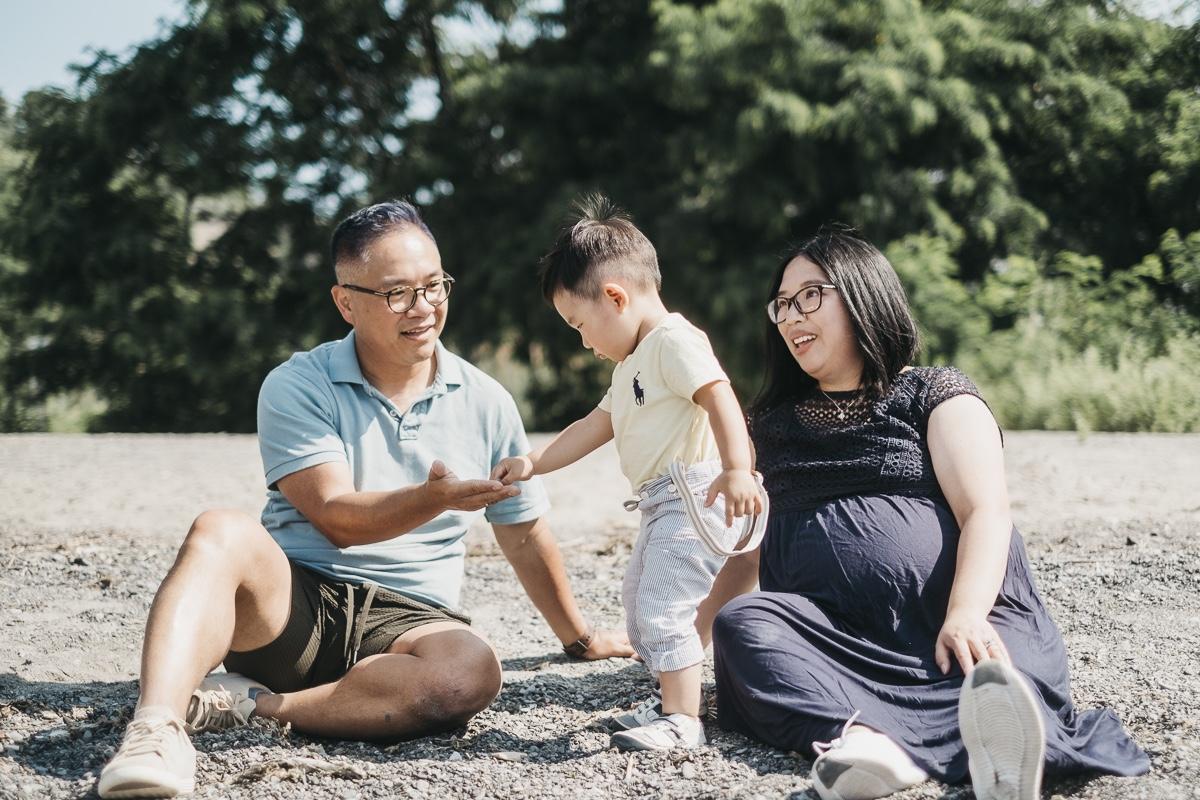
958, 660, 1045, 800
610, 729, 707, 752
98, 766, 194, 798
813, 758, 902, 800
812, 755, 927, 800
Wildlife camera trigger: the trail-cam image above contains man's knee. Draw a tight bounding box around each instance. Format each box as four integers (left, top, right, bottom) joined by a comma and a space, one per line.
413, 644, 501, 729
181, 508, 261, 558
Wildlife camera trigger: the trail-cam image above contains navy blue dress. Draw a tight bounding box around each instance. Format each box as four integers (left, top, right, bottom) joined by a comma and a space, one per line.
712, 367, 1149, 782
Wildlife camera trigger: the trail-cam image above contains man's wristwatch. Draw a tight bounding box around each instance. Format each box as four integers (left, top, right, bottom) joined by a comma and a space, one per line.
562, 625, 595, 660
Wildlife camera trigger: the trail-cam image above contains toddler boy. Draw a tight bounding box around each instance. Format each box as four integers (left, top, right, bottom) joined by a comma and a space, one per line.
492, 195, 766, 751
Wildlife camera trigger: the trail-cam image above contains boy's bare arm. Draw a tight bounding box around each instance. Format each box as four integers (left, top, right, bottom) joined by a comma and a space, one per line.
693, 380, 762, 525
491, 406, 614, 484
693, 380, 753, 470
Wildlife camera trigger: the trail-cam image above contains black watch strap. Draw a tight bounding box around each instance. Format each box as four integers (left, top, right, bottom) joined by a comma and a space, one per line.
563, 625, 595, 659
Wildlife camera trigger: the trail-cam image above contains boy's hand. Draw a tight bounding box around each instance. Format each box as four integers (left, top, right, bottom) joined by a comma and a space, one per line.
425, 460, 520, 512
705, 469, 763, 528
490, 455, 535, 485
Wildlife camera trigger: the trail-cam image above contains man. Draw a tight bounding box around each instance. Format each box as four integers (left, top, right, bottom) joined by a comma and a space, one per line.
98, 200, 632, 798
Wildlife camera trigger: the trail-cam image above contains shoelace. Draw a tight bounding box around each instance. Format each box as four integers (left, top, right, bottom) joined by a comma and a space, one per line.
188, 688, 250, 731
118, 716, 184, 758
812, 710, 862, 756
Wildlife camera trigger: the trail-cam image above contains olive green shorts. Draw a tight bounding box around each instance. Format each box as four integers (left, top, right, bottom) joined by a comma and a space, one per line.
222, 561, 471, 693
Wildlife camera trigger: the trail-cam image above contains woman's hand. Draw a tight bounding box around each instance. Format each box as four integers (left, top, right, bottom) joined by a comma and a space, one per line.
935, 607, 1010, 675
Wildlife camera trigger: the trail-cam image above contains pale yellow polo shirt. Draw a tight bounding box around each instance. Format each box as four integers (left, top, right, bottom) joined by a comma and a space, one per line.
599, 313, 729, 490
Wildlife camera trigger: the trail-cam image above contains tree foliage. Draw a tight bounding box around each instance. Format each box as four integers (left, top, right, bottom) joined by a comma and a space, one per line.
2, 0, 1197, 432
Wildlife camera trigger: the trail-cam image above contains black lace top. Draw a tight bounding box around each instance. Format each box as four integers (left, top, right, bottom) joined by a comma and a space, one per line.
749, 366, 988, 513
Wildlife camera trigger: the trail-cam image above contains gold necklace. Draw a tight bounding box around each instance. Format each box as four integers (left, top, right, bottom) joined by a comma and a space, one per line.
821, 389, 855, 421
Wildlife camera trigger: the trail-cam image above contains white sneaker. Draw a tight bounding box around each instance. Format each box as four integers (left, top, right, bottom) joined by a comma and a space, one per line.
610, 713, 706, 751
958, 659, 1046, 800
184, 672, 268, 733
810, 711, 928, 800
97, 707, 196, 798
610, 688, 709, 730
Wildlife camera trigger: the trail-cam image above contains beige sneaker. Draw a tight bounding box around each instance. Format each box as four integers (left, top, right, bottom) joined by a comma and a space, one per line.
184, 672, 267, 733
97, 708, 195, 798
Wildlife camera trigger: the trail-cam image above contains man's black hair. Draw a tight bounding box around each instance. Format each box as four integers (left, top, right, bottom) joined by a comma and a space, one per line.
330, 200, 435, 278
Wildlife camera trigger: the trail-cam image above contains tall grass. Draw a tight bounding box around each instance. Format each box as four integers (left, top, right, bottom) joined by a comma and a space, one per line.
963, 327, 1200, 433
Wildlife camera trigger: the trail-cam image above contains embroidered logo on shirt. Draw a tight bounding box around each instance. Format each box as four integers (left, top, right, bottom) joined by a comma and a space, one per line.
632, 372, 645, 406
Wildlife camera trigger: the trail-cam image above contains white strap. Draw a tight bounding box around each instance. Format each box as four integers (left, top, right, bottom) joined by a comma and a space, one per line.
667, 460, 769, 558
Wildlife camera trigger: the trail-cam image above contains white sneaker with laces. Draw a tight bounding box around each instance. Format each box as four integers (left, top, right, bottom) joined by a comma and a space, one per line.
610, 713, 706, 751
810, 711, 928, 800
958, 659, 1045, 800
610, 688, 709, 730
184, 672, 268, 733
97, 707, 196, 798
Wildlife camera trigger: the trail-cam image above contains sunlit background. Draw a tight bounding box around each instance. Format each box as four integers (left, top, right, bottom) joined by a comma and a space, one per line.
1, 0, 1198, 433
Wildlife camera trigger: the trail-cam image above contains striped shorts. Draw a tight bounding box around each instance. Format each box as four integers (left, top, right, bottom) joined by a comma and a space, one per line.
621, 459, 743, 675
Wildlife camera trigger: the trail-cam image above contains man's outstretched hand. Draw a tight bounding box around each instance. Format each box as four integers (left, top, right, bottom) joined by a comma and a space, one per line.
583, 628, 636, 660
425, 460, 520, 512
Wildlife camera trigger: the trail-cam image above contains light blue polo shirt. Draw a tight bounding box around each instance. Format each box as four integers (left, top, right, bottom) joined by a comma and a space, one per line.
257, 331, 549, 610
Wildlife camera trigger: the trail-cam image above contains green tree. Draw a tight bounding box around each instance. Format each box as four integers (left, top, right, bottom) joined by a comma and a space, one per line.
427, 0, 1199, 426
2, 0, 1197, 432
3, 0, 518, 431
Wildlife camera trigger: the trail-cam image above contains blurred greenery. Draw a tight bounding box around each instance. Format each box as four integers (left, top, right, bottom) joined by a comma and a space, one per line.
0, 0, 1197, 432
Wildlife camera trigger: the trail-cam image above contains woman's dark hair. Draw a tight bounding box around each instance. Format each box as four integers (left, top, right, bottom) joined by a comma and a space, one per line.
751, 226, 920, 416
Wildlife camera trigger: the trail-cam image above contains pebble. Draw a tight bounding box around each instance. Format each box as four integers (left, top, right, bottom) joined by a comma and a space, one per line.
0, 468, 1196, 800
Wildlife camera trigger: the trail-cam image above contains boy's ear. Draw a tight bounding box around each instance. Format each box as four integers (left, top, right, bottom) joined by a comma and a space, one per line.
602, 282, 629, 310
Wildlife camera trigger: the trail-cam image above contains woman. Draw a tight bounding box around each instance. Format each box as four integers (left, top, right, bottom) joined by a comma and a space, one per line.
712, 229, 1149, 800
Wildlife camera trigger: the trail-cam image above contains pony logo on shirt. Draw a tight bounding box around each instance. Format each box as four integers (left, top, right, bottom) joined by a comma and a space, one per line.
632, 372, 645, 406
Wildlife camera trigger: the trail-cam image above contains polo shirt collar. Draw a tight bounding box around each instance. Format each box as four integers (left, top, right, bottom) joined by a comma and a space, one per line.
433, 340, 464, 391
329, 331, 367, 385
328, 330, 464, 393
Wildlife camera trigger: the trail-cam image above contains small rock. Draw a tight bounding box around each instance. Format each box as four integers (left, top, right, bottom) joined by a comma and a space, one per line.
681, 762, 696, 779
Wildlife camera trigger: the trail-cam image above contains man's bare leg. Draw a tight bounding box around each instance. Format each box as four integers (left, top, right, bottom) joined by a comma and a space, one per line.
136, 508, 294, 717
135, 508, 500, 740
99, 509, 295, 797
255, 621, 502, 739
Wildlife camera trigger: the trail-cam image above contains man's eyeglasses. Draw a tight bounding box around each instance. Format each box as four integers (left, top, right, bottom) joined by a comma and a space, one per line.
766, 284, 838, 324
340, 274, 455, 314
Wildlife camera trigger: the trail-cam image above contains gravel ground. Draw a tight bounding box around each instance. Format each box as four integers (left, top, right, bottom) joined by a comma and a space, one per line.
1, 432, 1198, 799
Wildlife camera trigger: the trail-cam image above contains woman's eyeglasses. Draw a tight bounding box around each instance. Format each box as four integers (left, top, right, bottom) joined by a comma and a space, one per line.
766, 284, 837, 324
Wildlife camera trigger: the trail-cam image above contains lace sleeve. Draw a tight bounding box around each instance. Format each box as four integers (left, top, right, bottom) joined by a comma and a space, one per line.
918, 366, 987, 420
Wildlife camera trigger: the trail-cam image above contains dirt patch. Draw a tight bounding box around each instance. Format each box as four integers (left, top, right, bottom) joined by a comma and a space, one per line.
1, 432, 1198, 798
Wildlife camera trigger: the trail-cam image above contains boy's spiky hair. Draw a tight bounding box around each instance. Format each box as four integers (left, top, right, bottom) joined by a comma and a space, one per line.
539, 193, 662, 302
